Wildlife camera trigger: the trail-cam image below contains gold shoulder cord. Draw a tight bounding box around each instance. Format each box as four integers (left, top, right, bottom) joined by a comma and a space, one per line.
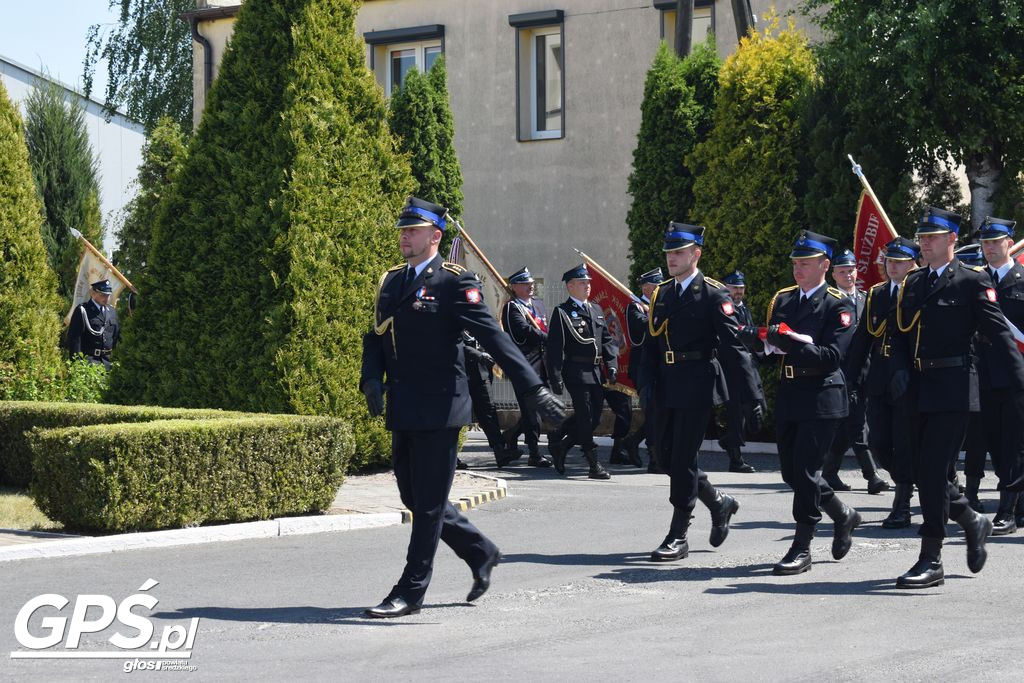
558, 307, 598, 346
373, 269, 397, 357
765, 285, 797, 325
894, 276, 923, 360
865, 286, 886, 338
647, 284, 669, 340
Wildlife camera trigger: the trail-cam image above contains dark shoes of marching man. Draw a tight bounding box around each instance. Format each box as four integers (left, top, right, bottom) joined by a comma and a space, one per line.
548, 439, 567, 474
728, 458, 756, 474
823, 472, 852, 492
467, 550, 502, 602
824, 498, 862, 561
527, 454, 552, 468
650, 536, 689, 562
364, 596, 421, 619
881, 483, 913, 529
773, 523, 814, 576
991, 492, 1018, 536
955, 508, 993, 574
866, 474, 891, 495
896, 538, 944, 589
456, 458, 469, 470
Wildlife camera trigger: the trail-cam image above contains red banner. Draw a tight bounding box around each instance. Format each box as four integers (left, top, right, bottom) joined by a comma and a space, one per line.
582, 255, 637, 391
853, 189, 899, 292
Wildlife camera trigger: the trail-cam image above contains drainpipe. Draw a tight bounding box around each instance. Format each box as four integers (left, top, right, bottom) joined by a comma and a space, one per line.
189, 16, 213, 96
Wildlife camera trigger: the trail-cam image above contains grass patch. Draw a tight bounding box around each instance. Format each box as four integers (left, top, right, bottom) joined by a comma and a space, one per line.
0, 486, 62, 531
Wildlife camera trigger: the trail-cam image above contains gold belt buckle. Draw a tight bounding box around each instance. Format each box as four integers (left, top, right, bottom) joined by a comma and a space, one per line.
784, 365, 795, 379
664, 351, 675, 365
914, 358, 922, 371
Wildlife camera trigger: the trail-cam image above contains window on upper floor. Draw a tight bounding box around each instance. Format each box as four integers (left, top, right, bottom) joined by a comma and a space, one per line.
364, 24, 445, 96
510, 10, 565, 141
657, 1, 714, 51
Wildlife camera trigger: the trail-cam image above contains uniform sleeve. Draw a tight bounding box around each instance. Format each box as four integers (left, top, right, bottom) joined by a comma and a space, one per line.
972, 274, 1024, 392
504, 301, 546, 347
600, 317, 618, 373
711, 289, 759, 403
67, 306, 83, 355
452, 270, 541, 395
626, 302, 647, 347
545, 308, 566, 387
786, 295, 855, 371
842, 293, 872, 388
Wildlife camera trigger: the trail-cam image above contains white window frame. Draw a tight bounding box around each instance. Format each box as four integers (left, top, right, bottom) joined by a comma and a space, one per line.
384, 40, 443, 96
660, 5, 714, 51
528, 26, 563, 140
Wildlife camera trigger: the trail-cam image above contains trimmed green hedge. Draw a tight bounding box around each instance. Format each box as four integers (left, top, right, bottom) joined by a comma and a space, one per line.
29, 416, 351, 533
0, 401, 248, 487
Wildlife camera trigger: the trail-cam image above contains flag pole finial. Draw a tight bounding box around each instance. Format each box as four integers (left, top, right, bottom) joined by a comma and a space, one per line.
68, 226, 83, 240
848, 154, 863, 179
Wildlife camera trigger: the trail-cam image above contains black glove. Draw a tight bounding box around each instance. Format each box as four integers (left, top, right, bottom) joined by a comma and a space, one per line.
550, 379, 564, 395
749, 400, 765, 433
607, 367, 618, 384
848, 386, 859, 404
766, 324, 795, 353
479, 351, 496, 371
889, 369, 909, 401
738, 326, 763, 352
524, 385, 567, 427
362, 378, 384, 417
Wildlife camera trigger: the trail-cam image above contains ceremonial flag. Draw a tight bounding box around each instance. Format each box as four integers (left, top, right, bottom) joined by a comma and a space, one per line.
576, 249, 641, 392
1010, 238, 1024, 267
448, 221, 509, 321
849, 156, 899, 292
63, 228, 136, 326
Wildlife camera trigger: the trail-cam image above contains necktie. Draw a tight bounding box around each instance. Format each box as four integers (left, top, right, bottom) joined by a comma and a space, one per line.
677, 282, 684, 298
927, 270, 938, 289
403, 266, 415, 290
990, 268, 999, 284
796, 294, 807, 314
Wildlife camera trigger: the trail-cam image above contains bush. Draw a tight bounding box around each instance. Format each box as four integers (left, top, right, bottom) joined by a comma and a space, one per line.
0, 400, 248, 487
29, 416, 351, 532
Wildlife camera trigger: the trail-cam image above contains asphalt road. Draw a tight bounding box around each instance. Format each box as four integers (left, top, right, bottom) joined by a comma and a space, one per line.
3, 446, 1022, 681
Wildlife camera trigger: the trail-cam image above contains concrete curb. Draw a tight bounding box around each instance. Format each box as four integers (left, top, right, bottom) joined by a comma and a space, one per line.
0, 471, 510, 564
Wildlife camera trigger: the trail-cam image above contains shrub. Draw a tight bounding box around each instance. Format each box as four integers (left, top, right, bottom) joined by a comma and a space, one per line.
29, 416, 351, 532
0, 400, 248, 487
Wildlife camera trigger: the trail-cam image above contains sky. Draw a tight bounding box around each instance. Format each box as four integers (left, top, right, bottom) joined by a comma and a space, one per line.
0, 0, 119, 99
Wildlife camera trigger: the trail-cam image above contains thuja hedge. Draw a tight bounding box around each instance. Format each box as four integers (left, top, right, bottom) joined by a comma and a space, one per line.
29, 415, 351, 533
0, 401, 249, 487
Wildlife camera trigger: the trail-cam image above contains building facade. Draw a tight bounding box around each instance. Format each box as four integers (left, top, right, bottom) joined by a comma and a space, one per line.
1, 56, 146, 255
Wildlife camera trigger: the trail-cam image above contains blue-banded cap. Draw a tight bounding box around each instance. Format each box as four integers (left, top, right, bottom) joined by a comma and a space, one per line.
916, 206, 961, 236
954, 242, 984, 266
562, 263, 591, 282
91, 279, 113, 293
832, 249, 856, 268
722, 270, 745, 286
978, 216, 1016, 241
638, 267, 664, 286
396, 196, 449, 231
508, 266, 535, 284
790, 230, 836, 259
884, 236, 920, 262
663, 222, 705, 251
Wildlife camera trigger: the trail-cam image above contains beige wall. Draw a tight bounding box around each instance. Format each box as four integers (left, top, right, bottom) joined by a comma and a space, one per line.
191, 2, 243, 130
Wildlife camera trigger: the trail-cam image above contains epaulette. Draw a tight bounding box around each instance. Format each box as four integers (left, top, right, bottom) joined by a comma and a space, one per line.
965, 264, 985, 273
869, 281, 888, 293
704, 276, 725, 289
441, 261, 466, 275
387, 263, 405, 272
775, 285, 799, 296
766, 285, 799, 324
659, 278, 674, 286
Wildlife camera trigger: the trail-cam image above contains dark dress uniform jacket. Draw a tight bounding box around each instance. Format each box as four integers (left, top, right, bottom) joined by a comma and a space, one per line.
67, 299, 120, 360
724, 300, 764, 401
625, 298, 648, 385
892, 259, 1024, 412
639, 274, 760, 410
976, 262, 1024, 390
545, 298, 618, 386
361, 254, 541, 431
501, 297, 548, 376
767, 284, 855, 421
845, 282, 897, 398
840, 290, 870, 387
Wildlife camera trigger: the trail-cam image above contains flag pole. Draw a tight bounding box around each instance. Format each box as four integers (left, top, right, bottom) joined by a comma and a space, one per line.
574, 249, 641, 302
1011, 238, 1024, 259
848, 155, 898, 240
69, 227, 138, 293
454, 220, 509, 291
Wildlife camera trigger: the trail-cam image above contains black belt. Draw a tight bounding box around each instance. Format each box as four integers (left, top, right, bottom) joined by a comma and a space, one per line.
914, 356, 967, 371
782, 365, 827, 379
568, 355, 601, 365
91, 348, 112, 357
664, 349, 714, 365
872, 344, 891, 358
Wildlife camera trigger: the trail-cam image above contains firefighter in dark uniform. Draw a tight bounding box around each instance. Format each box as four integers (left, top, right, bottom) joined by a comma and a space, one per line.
546, 263, 619, 480
977, 216, 1024, 535
824, 249, 890, 494
845, 236, 921, 529
954, 242, 991, 512
462, 330, 507, 468
718, 270, 763, 473
619, 267, 664, 472
756, 231, 862, 576
66, 279, 121, 369
889, 206, 1023, 589
639, 224, 757, 562
499, 266, 553, 468
360, 197, 565, 618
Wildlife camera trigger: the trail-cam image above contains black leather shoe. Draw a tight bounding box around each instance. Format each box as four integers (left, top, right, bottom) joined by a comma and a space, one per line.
729, 459, 756, 473
588, 462, 611, 480
772, 546, 811, 575
882, 483, 913, 529
527, 455, 552, 468
647, 458, 664, 474
609, 439, 627, 464
896, 557, 944, 588
709, 494, 740, 548
832, 507, 861, 561
650, 537, 689, 561
364, 596, 420, 618
549, 440, 567, 474
866, 475, 891, 494
627, 444, 644, 468
823, 473, 851, 492
967, 497, 986, 514
956, 510, 992, 574
494, 449, 516, 469
467, 551, 502, 602
456, 458, 469, 470
881, 508, 911, 529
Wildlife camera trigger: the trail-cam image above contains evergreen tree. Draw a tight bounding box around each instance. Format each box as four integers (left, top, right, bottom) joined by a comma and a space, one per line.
23, 78, 104, 304
0, 81, 63, 399
110, 0, 413, 465
626, 41, 720, 286
112, 116, 187, 285
689, 18, 818, 320
427, 56, 465, 254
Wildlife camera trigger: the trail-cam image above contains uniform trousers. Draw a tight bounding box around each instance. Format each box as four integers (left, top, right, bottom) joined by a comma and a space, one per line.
980, 388, 1024, 491
508, 383, 542, 452
776, 417, 840, 525
962, 412, 987, 480
467, 372, 503, 451
866, 396, 913, 485
603, 388, 632, 441
552, 384, 604, 452
909, 412, 972, 539
655, 405, 714, 512
390, 428, 496, 605
830, 390, 868, 457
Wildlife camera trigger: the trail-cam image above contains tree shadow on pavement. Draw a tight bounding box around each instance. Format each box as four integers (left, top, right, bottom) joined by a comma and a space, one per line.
151, 604, 469, 626
702, 573, 971, 597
